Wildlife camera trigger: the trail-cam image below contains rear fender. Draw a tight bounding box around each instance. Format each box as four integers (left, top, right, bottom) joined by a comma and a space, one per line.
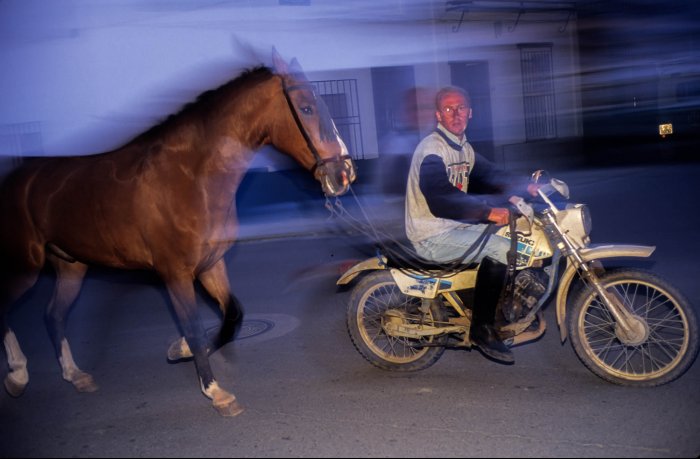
337, 256, 388, 285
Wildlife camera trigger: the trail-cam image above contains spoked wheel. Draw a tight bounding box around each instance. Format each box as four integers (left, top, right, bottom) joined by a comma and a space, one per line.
347, 271, 447, 371
569, 269, 699, 387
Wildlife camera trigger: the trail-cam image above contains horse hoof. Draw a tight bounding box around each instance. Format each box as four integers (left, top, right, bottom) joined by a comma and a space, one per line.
214, 399, 245, 417
4, 376, 27, 398
167, 338, 193, 362
72, 372, 99, 393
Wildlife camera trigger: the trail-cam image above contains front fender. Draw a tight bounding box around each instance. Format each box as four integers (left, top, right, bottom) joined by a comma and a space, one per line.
337, 255, 388, 285
555, 244, 656, 342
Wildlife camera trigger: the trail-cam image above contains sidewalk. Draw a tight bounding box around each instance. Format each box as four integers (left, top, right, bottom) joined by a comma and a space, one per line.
234, 160, 387, 243
236, 192, 405, 243
235, 161, 700, 244
232, 166, 594, 244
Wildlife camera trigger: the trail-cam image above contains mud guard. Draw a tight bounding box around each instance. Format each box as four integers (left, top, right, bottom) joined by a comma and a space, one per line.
337, 255, 388, 285
556, 244, 655, 342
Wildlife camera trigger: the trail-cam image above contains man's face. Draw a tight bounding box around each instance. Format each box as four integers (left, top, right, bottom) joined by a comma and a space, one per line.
435, 92, 472, 138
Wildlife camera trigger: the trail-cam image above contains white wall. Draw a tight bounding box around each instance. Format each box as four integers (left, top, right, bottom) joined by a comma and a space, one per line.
0, 0, 582, 165
437, 13, 583, 146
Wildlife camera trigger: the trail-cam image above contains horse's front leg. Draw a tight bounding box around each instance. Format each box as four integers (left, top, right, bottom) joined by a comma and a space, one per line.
46, 257, 98, 393
167, 259, 244, 361
164, 273, 243, 417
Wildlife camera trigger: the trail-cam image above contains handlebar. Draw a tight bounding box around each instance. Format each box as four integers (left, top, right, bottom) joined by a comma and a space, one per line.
509, 176, 570, 223
509, 196, 534, 223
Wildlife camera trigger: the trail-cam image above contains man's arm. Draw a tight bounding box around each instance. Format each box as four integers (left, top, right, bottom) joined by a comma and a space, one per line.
418, 154, 492, 223
469, 152, 532, 198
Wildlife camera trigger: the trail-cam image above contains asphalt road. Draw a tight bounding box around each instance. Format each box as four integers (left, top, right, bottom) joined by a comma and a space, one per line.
1, 163, 699, 458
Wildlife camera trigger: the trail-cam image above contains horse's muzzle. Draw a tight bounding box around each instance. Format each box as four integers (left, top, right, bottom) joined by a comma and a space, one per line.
315, 156, 357, 197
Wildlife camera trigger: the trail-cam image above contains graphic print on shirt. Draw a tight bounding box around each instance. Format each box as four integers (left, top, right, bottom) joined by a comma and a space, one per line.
447, 161, 470, 192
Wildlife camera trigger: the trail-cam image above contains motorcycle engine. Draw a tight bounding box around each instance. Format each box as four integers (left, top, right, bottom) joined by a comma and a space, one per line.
502, 270, 548, 323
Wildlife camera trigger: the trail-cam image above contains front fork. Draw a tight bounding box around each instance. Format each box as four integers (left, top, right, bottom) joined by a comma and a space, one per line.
577, 261, 649, 345
545, 212, 648, 345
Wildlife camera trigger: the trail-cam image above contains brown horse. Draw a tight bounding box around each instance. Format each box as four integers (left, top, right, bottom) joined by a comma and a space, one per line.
0, 49, 356, 416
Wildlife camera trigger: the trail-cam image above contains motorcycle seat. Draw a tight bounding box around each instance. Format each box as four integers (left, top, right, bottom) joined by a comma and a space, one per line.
381, 241, 479, 272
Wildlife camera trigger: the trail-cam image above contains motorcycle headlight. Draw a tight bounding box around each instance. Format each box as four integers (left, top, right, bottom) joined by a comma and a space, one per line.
580, 204, 592, 236
560, 204, 592, 247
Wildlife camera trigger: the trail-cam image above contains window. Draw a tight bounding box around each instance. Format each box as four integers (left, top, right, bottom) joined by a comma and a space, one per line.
519, 44, 557, 141
310, 79, 365, 159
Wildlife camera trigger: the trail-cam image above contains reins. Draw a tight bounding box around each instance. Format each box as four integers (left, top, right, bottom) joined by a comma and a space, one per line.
325, 185, 498, 279
280, 76, 497, 278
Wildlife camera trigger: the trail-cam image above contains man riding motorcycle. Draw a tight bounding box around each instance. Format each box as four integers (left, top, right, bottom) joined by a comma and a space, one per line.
405, 86, 539, 363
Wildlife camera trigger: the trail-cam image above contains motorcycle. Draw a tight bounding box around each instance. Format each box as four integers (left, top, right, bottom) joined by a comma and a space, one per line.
337, 171, 699, 386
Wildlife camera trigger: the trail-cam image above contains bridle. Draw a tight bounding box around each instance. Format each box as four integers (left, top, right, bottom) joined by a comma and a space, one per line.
280, 79, 354, 177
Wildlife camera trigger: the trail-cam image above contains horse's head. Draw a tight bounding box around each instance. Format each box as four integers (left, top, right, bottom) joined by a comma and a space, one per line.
271, 49, 356, 197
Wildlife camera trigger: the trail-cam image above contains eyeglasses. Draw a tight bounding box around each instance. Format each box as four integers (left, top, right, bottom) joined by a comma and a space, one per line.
440, 105, 469, 116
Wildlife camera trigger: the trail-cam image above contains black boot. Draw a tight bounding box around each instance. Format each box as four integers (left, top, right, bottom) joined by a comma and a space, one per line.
469, 257, 514, 364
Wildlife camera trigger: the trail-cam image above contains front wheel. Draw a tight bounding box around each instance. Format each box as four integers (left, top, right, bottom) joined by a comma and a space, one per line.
347, 271, 448, 371
569, 269, 699, 387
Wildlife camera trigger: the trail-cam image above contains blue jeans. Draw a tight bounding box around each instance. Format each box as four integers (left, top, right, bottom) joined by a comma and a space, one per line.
413, 224, 511, 265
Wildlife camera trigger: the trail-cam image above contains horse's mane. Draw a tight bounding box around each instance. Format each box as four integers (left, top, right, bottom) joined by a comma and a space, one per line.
185, 66, 274, 114
134, 66, 275, 142
130, 64, 338, 149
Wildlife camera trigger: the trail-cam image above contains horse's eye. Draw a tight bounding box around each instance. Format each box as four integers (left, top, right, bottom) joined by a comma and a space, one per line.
300, 105, 314, 115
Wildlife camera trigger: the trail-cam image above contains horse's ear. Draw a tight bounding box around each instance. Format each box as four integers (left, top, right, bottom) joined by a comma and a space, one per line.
272, 47, 289, 75
289, 58, 305, 77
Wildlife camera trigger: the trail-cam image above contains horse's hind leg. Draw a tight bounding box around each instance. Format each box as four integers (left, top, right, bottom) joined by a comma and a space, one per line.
2, 329, 28, 397
45, 256, 97, 393
199, 260, 244, 351
167, 259, 243, 361
164, 273, 243, 416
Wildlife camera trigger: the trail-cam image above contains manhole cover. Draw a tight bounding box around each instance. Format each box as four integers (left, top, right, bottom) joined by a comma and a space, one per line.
235, 319, 275, 340
204, 313, 297, 345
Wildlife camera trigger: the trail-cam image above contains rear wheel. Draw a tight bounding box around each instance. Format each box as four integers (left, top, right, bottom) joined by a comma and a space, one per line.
347, 271, 447, 371
569, 269, 699, 386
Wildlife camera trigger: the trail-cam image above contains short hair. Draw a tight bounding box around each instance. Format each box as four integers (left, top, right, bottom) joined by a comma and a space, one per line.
435, 86, 471, 110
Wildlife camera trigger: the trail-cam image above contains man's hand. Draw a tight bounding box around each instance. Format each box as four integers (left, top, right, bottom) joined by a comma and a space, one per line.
527, 183, 542, 197
487, 207, 509, 226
